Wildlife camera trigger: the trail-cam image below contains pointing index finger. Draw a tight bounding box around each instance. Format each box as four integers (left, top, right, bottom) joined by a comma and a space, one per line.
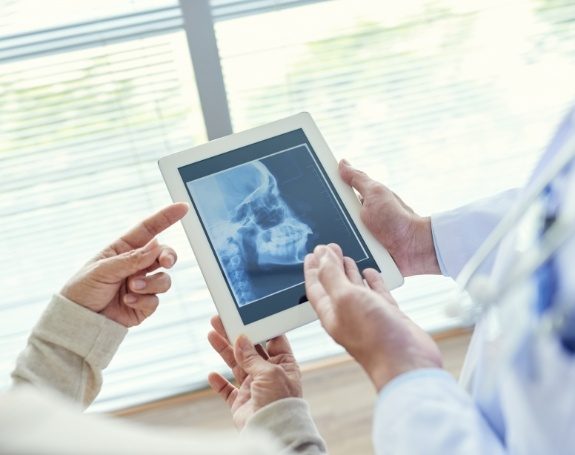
112, 203, 188, 253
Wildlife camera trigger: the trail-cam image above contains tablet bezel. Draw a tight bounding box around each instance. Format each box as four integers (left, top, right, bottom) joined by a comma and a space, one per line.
159, 112, 403, 343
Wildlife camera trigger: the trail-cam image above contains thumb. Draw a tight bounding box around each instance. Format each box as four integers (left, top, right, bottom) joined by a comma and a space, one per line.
235, 335, 271, 377
97, 238, 161, 281
338, 159, 375, 198
316, 246, 350, 297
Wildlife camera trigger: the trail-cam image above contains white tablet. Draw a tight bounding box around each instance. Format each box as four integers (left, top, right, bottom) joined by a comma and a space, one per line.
158, 113, 403, 343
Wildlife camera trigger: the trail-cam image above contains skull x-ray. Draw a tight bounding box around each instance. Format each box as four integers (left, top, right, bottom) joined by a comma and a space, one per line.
183, 137, 374, 322
189, 160, 313, 306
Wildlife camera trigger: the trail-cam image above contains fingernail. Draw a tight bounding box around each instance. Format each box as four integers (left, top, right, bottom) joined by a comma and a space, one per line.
164, 253, 175, 267
314, 245, 327, 257
238, 335, 252, 352
124, 294, 137, 304
341, 159, 351, 167
132, 279, 146, 290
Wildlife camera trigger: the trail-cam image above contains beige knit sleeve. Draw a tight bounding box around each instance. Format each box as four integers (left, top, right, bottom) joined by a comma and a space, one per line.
11, 294, 127, 408
243, 398, 328, 454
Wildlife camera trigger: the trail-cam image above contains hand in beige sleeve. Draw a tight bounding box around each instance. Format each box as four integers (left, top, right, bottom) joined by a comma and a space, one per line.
61, 202, 189, 327
12, 203, 188, 406
207, 316, 302, 429
207, 316, 327, 454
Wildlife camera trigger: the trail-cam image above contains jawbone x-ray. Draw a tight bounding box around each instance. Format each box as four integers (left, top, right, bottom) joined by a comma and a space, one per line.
200, 160, 313, 306
184, 135, 375, 323
227, 162, 312, 270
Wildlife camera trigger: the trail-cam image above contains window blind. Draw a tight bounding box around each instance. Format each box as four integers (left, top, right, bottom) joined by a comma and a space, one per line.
210, 0, 326, 20
2, 0, 575, 413
0, 1, 211, 412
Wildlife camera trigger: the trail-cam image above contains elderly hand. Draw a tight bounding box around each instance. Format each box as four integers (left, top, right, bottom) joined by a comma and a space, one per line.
207, 316, 302, 429
338, 159, 440, 276
60, 203, 188, 327
304, 244, 442, 391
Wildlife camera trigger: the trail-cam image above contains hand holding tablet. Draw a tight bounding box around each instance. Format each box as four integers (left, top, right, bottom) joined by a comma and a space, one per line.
159, 113, 403, 343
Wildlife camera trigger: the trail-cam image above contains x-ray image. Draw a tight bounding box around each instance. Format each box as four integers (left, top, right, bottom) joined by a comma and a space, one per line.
186, 143, 369, 310
188, 156, 314, 306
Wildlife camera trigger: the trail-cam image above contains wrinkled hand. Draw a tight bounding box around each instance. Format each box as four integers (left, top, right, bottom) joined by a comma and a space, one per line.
60, 203, 189, 327
207, 316, 302, 429
339, 159, 440, 276
304, 244, 442, 391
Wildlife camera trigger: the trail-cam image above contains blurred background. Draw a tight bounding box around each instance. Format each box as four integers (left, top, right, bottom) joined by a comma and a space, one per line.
1, 0, 575, 412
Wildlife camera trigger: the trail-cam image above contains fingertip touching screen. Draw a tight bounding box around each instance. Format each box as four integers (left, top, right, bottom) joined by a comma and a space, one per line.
179, 129, 378, 324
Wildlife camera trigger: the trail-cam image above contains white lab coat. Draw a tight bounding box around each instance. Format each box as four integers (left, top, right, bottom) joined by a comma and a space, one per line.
373, 107, 575, 454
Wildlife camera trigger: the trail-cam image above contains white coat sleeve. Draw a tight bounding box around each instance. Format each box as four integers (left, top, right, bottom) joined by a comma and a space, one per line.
431, 189, 519, 279
372, 369, 506, 455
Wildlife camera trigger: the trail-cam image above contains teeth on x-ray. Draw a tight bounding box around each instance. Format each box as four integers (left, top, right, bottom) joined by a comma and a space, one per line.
213, 161, 312, 305
257, 221, 310, 265
229, 162, 311, 264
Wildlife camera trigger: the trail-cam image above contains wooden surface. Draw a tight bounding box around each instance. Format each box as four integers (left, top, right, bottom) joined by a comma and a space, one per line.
117, 330, 471, 455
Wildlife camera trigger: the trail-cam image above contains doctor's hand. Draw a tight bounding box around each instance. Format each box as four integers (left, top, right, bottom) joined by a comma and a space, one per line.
304, 244, 442, 391
338, 159, 440, 276
207, 316, 302, 430
60, 203, 189, 328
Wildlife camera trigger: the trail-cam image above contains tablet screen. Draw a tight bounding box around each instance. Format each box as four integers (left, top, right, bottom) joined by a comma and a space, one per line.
179, 129, 379, 325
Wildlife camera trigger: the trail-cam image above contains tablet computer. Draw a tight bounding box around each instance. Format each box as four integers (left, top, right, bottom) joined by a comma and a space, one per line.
159, 113, 403, 343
